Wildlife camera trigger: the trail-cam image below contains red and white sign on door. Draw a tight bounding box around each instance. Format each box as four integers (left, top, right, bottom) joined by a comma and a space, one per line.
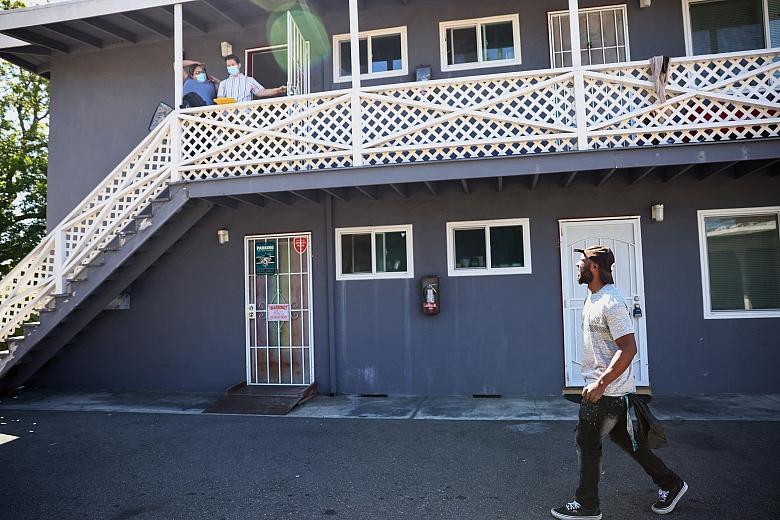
293, 236, 308, 255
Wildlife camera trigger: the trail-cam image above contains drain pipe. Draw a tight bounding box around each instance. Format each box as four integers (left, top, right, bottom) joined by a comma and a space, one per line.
325, 193, 338, 396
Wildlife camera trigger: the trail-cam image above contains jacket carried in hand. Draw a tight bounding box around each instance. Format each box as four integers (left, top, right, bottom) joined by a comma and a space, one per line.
629, 394, 668, 449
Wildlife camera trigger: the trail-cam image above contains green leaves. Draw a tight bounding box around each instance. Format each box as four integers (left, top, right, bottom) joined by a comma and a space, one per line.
0, 31, 50, 277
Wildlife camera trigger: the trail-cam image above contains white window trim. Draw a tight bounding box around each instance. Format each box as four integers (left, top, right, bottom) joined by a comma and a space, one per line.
681, 0, 773, 56
335, 224, 414, 281
546, 4, 631, 68
332, 26, 409, 83
697, 206, 780, 319
446, 218, 532, 277
439, 14, 522, 72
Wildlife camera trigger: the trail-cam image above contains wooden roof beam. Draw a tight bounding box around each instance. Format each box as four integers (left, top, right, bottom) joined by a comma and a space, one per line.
45, 22, 104, 49
201, 0, 244, 28
2, 28, 69, 53
81, 17, 138, 43
160, 5, 209, 34
121, 11, 172, 38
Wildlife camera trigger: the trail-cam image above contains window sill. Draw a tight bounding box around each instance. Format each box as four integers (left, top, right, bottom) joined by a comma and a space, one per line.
448, 267, 532, 277
441, 58, 522, 73
336, 272, 415, 281
704, 310, 780, 320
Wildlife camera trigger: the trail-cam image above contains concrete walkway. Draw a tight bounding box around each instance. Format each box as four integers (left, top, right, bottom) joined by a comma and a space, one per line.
1, 389, 779, 421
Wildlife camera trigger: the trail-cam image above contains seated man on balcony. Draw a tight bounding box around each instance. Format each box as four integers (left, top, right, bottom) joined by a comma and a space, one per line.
182, 63, 219, 106
218, 54, 286, 102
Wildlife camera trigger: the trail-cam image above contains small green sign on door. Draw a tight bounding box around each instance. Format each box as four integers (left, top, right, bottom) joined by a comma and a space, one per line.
255, 241, 277, 275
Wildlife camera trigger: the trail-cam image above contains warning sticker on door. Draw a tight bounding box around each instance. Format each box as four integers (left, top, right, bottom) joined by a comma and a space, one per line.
293, 236, 308, 255
268, 303, 290, 322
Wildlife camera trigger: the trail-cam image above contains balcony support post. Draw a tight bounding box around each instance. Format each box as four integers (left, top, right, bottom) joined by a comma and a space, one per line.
53, 226, 66, 294
171, 2, 183, 182
568, 0, 589, 151
348, 0, 364, 166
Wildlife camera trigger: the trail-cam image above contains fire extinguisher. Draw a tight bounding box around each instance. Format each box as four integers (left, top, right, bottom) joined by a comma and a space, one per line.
422, 276, 440, 315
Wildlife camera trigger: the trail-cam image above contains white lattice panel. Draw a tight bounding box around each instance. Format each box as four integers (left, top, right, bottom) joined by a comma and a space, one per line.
178, 93, 354, 180
583, 50, 780, 149
360, 71, 578, 165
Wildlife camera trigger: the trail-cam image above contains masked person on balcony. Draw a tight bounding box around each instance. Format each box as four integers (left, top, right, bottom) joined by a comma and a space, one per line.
182, 63, 219, 107
217, 54, 286, 103
551, 246, 687, 520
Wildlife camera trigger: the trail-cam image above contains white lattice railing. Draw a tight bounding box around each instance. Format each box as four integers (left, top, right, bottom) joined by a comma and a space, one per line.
583, 49, 780, 148
176, 48, 779, 180
0, 116, 174, 344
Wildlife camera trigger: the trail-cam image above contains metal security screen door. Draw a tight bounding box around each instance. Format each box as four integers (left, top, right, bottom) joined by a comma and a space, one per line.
245, 233, 314, 385
287, 11, 310, 96
559, 218, 650, 387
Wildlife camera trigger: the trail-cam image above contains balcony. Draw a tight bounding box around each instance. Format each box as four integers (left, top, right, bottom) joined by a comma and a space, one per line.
173, 48, 780, 181
1, 48, 779, 349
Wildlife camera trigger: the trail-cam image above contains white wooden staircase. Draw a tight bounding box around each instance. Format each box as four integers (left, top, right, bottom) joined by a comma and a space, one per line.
0, 116, 212, 393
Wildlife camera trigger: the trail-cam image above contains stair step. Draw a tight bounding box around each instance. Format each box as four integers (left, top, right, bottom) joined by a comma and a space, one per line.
119, 220, 138, 236
53, 292, 73, 300
22, 322, 40, 332
82, 254, 104, 267
103, 236, 123, 251
134, 204, 154, 219
154, 187, 172, 202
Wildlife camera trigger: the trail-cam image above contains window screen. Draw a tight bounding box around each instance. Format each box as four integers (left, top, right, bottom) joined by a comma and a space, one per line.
705, 213, 780, 311
341, 233, 372, 274
689, 0, 766, 54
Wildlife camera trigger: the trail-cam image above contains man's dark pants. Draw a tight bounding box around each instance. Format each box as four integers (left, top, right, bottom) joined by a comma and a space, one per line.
575, 396, 681, 510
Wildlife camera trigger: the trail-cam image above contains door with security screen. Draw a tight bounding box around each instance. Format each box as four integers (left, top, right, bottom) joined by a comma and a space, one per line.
245, 233, 314, 385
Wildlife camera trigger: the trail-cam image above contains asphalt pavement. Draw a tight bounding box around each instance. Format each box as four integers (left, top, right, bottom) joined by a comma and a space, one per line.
1, 410, 778, 520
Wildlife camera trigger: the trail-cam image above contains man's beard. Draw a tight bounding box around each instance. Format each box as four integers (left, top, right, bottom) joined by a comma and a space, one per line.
577, 269, 593, 285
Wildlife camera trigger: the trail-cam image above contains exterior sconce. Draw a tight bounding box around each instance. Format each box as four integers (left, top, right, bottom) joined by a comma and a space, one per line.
651, 204, 664, 222
217, 229, 230, 245
639, 0, 651, 7
220, 41, 233, 57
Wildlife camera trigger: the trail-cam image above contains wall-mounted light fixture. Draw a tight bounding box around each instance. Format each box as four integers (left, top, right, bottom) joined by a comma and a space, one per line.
651, 204, 664, 222
220, 41, 233, 57
217, 229, 230, 245
639, 0, 652, 7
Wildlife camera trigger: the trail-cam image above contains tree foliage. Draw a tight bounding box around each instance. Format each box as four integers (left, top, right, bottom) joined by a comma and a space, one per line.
0, 0, 50, 277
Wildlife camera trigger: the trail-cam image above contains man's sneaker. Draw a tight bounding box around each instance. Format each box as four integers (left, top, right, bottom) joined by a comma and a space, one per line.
651, 481, 688, 515
551, 500, 602, 520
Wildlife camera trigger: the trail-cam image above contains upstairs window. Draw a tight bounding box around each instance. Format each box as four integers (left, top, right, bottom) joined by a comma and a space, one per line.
548, 5, 629, 67
684, 0, 779, 55
439, 14, 522, 72
333, 27, 408, 82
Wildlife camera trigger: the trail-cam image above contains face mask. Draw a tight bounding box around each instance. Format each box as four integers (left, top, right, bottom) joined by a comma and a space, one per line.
195, 73, 207, 83
227, 65, 239, 76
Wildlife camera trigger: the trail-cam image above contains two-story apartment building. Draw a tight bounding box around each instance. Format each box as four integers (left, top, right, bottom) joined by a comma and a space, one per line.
0, 0, 778, 399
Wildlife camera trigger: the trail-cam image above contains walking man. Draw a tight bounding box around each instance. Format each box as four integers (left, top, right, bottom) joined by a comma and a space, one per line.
551, 246, 687, 519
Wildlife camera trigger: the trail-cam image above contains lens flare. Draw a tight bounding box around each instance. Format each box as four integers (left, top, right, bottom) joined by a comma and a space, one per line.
255, 0, 329, 71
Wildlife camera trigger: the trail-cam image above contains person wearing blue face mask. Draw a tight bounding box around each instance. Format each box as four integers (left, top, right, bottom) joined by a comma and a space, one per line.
182, 63, 219, 106
217, 54, 286, 103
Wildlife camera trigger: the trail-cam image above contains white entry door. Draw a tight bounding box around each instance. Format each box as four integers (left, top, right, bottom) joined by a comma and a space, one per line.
245, 233, 314, 386
559, 217, 650, 387
286, 11, 310, 96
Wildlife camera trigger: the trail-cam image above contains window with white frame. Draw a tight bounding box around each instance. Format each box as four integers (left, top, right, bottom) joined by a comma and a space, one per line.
336, 225, 414, 280
439, 14, 522, 72
446, 219, 532, 276
698, 207, 780, 319
333, 27, 408, 82
548, 5, 629, 67
683, 0, 780, 56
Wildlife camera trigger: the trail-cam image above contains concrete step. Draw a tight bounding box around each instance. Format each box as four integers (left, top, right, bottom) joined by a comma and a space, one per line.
22, 322, 40, 333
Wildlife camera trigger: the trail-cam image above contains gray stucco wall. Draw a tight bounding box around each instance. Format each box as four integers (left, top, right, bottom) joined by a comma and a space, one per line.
32, 171, 780, 396
45, 0, 687, 226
